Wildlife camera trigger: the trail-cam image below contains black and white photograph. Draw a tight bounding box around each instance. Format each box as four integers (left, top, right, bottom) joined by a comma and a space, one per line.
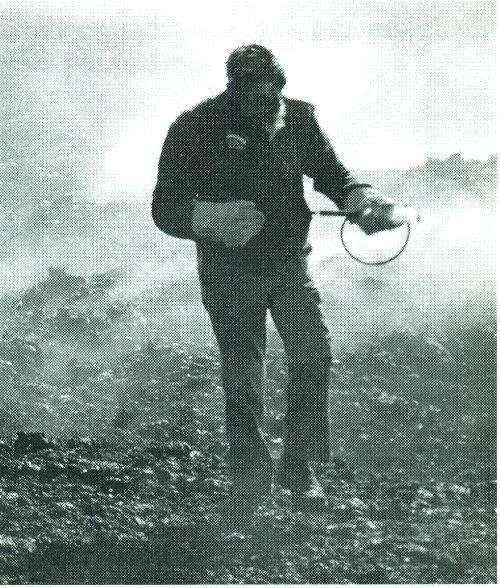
0, 0, 496, 583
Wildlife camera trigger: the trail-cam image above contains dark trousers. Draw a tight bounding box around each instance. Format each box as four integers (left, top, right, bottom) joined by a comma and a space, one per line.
200, 253, 332, 463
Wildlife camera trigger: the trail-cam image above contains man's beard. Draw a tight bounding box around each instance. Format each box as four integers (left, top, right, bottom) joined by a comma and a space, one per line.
238, 91, 281, 130
227, 79, 283, 140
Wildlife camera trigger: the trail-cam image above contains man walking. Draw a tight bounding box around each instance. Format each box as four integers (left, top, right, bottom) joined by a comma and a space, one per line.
152, 45, 394, 512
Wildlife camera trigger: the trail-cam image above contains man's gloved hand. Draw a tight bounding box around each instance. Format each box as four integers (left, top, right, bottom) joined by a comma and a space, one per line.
346, 186, 398, 235
192, 199, 265, 247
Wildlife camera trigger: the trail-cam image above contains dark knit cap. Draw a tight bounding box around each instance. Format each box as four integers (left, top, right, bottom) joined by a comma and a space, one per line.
226, 44, 286, 89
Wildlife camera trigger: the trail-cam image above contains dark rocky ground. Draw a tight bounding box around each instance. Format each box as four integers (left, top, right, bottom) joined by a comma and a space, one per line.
0, 269, 496, 584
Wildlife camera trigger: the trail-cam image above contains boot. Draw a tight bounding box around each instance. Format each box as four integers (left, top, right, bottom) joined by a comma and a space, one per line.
218, 441, 273, 532
275, 453, 328, 510
228, 440, 273, 498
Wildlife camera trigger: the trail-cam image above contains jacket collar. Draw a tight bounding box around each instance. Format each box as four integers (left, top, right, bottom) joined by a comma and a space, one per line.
265, 96, 286, 141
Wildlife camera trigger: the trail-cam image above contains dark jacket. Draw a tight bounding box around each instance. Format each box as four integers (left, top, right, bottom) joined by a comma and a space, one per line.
152, 91, 369, 276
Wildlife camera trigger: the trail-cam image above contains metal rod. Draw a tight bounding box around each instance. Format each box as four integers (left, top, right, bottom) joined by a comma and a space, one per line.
313, 210, 359, 216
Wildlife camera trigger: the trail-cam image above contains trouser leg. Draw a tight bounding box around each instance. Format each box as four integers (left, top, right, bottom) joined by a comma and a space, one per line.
201, 289, 272, 493
269, 258, 332, 463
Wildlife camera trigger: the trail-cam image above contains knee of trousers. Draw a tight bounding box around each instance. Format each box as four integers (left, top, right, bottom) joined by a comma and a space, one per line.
284, 320, 332, 365
288, 342, 333, 369
287, 353, 332, 396
221, 357, 265, 404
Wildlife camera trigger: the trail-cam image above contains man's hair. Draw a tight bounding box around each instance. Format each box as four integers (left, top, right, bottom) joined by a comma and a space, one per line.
226, 44, 286, 89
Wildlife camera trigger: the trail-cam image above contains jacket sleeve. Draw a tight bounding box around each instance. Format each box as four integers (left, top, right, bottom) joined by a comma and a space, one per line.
302, 104, 371, 210
151, 113, 199, 240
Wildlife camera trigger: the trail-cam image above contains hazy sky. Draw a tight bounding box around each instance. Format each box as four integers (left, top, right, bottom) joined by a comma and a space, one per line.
5, 0, 496, 197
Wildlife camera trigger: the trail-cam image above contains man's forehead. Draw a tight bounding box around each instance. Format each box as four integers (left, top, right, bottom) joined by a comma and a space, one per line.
226, 44, 286, 92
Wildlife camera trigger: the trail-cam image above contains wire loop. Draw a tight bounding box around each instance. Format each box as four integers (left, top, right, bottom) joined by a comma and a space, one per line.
339, 219, 411, 265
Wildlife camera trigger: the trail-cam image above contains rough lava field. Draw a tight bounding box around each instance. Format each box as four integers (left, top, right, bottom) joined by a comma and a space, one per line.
0, 261, 496, 584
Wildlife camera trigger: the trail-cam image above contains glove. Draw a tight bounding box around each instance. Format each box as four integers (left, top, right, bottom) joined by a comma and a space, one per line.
346, 187, 398, 235
192, 199, 265, 247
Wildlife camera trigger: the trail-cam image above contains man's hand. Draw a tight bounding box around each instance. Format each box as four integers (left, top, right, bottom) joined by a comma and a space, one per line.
346, 187, 398, 235
192, 199, 265, 247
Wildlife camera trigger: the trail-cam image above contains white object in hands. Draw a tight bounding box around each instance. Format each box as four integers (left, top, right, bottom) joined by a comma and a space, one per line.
192, 199, 265, 247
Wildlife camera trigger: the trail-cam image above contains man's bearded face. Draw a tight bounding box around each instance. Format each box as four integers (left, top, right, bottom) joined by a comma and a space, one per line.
234, 79, 282, 127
